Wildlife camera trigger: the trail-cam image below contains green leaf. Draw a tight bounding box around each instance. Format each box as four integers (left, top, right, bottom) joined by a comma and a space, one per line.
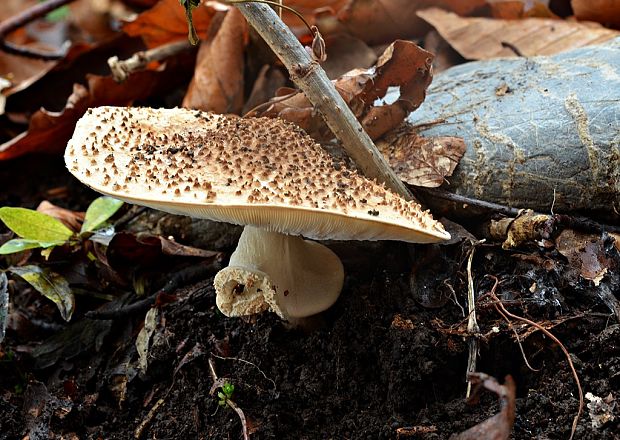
9, 265, 75, 321
0, 272, 8, 344
81, 197, 124, 233
222, 383, 234, 397
46, 5, 70, 22
0, 207, 73, 242
0, 238, 63, 255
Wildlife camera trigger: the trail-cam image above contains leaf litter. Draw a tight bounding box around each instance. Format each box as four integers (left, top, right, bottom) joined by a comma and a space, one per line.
0, 0, 619, 439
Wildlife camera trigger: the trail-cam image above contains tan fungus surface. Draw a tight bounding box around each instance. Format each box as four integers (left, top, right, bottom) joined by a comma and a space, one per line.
65, 106, 449, 243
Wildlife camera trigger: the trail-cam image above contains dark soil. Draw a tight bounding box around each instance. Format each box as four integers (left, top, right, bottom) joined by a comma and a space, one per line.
1, 157, 619, 439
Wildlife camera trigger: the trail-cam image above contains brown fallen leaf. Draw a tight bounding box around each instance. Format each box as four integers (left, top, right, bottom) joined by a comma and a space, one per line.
354, 40, 433, 140
320, 33, 376, 79
242, 65, 287, 115
123, 0, 224, 48
4, 36, 143, 114
572, 0, 620, 29
417, 8, 619, 59
107, 231, 222, 270
182, 7, 248, 114
0, 50, 195, 160
36, 201, 84, 232
281, 0, 348, 33
69, 0, 125, 43
252, 40, 433, 141
423, 30, 463, 73
123, 0, 159, 7
0, 1, 69, 98
451, 373, 516, 440
0, 50, 54, 98
556, 229, 611, 286
487, 0, 557, 19
338, 0, 487, 44
376, 127, 465, 187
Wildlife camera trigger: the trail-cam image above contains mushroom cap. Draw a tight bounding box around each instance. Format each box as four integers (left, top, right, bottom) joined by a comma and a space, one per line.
65, 106, 449, 243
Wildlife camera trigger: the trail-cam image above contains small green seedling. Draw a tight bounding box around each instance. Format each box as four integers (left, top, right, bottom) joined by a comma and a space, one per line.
0, 196, 123, 255
217, 382, 235, 406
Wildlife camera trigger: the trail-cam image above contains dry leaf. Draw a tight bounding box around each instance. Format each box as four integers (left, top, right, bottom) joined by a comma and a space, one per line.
417, 8, 619, 59
282, 0, 348, 33
252, 40, 433, 141
0, 52, 55, 98
107, 232, 222, 270
353, 40, 433, 140
123, 0, 223, 48
338, 0, 487, 44
487, 0, 557, 19
321, 33, 376, 79
36, 201, 85, 232
556, 229, 610, 286
451, 374, 516, 440
0, 51, 194, 160
377, 127, 465, 187
572, 0, 620, 29
0, 2, 65, 98
242, 65, 287, 115
182, 7, 248, 114
423, 30, 463, 73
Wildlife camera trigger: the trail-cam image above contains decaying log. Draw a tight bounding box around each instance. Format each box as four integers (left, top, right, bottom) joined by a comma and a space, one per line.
406, 37, 620, 219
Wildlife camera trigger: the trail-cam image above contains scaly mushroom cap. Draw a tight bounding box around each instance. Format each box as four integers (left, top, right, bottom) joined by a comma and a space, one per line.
65, 106, 449, 243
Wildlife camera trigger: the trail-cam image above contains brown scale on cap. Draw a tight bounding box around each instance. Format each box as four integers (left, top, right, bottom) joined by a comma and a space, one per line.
65, 106, 449, 243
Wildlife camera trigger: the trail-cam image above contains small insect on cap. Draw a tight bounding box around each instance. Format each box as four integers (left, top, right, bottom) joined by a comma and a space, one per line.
65, 106, 450, 243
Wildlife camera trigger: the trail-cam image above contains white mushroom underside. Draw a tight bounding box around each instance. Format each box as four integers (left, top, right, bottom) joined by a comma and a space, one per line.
84, 192, 448, 243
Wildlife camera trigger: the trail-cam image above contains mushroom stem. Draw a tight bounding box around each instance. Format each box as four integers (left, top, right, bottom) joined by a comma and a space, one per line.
214, 226, 344, 320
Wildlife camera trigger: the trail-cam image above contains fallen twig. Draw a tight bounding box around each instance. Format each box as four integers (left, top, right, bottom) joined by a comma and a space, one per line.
465, 241, 483, 398
487, 276, 583, 440
108, 41, 193, 83
0, 0, 75, 60
134, 398, 166, 439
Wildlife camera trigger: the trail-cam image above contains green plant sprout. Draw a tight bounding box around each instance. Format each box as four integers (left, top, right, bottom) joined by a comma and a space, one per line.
217, 382, 235, 406
0, 196, 123, 256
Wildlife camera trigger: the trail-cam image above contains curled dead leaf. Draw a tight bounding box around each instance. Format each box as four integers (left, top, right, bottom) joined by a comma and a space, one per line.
451, 373, 516, 440
376, 127, 465, 187
556, 229, 610, 286
252, 40, 433, 141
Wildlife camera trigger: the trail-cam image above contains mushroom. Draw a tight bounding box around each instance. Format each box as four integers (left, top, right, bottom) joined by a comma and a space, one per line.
65, 106, 450, 321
